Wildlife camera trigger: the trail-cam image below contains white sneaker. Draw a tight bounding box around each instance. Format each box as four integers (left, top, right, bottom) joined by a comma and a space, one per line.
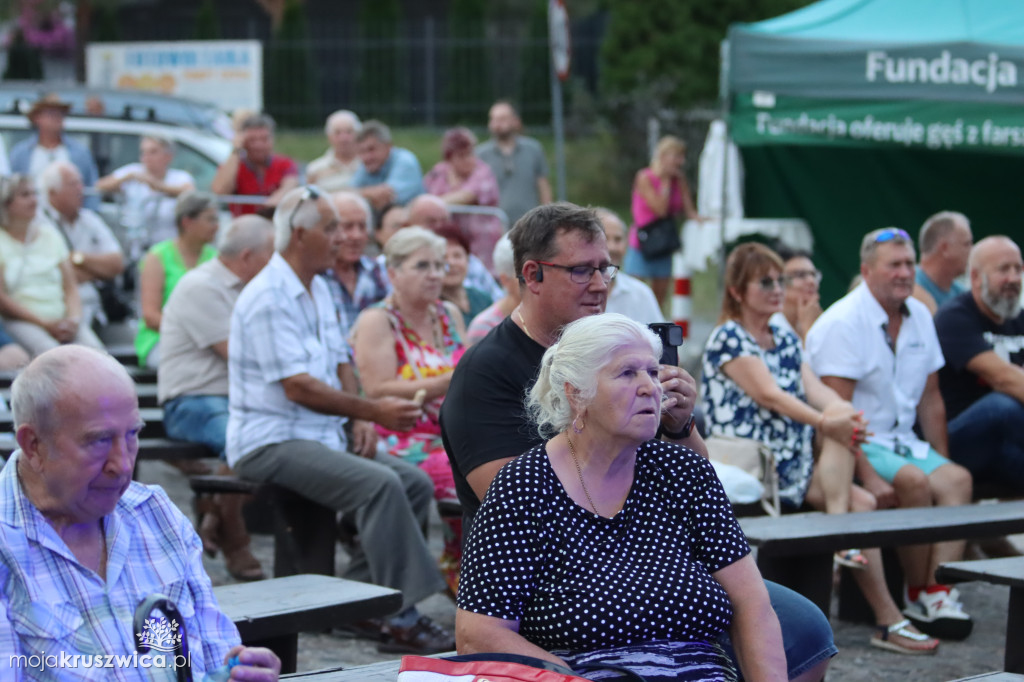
903, 586, 973, 640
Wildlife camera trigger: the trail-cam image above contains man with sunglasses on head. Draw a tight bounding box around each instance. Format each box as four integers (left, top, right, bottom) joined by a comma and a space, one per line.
226, 186, 455, 653
806, 227, 975, 640
441, 202, 838, 682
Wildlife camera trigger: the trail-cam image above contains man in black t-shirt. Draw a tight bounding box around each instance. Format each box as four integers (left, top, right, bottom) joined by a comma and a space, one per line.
440, 202, 837, 682
935, 235, 1024, 490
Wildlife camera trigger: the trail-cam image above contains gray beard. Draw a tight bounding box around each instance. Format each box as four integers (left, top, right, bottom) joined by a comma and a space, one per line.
981, 275, 1021, 321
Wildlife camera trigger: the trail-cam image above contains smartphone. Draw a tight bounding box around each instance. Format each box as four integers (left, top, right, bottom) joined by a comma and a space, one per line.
648, 322, 684, 367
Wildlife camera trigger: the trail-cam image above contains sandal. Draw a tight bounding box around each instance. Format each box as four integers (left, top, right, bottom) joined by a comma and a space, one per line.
834, 549, 868, 570
870, 619, 939, 655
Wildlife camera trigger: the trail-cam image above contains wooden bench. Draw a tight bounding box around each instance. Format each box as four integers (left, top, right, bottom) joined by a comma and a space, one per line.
281, 660, 409, 680
937, 557, 1024, 674
214, 573, 402, 675
739, 501, 1024, 617
950, 674, 1024, 681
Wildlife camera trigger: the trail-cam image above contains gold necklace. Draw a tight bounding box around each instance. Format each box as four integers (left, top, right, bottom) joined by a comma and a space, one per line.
566, 433, 600, 515
516, 308, 537, 343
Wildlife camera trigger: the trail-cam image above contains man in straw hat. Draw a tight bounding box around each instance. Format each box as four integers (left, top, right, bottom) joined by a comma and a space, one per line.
9, 93, 99, 209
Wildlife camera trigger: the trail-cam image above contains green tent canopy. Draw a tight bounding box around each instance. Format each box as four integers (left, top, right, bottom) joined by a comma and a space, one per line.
724, 0, 1024, 303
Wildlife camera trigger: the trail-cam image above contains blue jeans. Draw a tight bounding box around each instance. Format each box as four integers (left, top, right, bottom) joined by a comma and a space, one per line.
163, 395, 228, 460
717, 580, 836, 680
949, 391, 1024, 490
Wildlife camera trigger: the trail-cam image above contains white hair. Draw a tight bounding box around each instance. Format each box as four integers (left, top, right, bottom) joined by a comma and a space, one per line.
492, 235, 515, 279
325, 110, 362, 136
527, 314, 662, 438
38, 160, 79, 196
330, 190, 372, 230
274, 186, 327, 252
219, 214, 275, 257
384, 226, 446, 269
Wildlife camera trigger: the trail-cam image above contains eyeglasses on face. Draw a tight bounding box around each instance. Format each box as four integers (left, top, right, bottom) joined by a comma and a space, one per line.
289, 185, 324, 233
874, 228, 910, 244
408, 259, 449, 274
756, 276, 786, 292
535, 260, 619, 284
783, 269, 822, 286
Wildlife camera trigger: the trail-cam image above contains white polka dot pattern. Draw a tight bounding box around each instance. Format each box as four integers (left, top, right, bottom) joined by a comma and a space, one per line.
458, 440, 751, 653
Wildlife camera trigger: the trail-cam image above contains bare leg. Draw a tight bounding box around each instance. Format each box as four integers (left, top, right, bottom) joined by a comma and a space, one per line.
650, 276, 670, 307
890, 465, 934, 588
924, 462, 973, 585
804, 437, 855, 515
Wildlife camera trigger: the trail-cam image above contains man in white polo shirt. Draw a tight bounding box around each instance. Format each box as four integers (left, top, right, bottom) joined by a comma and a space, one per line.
806, 227, 974, 641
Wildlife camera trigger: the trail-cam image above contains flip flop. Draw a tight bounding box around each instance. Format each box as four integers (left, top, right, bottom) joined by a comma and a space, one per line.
870, 619, 939, 655
834, 548, 869, 570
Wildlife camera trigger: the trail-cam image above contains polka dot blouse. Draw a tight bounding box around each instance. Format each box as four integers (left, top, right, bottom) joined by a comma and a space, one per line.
457, 439, 751, 653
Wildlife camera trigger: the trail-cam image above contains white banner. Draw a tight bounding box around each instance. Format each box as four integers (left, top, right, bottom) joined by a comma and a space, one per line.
86, 40, 262, 112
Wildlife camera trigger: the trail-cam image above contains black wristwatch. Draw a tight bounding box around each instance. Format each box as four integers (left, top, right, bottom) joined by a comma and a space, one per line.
658, 413, 696, 440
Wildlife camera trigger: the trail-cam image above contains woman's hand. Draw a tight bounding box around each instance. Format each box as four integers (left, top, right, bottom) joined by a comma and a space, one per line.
820, 404, 870, 455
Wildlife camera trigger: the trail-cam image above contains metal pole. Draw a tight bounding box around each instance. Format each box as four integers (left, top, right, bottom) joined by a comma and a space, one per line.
550, 66, 567, 201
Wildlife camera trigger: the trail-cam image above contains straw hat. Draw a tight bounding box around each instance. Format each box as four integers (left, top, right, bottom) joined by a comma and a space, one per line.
27, 93, 71, 118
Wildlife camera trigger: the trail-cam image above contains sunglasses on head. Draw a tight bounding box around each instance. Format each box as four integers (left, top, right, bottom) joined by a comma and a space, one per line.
873, 228, 910, 244
289, 185, 323, 232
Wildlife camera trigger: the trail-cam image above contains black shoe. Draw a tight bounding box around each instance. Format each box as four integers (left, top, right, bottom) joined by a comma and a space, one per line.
378, 616, 455, 654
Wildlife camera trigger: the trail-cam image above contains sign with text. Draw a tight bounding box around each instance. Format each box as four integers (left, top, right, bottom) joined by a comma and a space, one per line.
86, 41, 262, 112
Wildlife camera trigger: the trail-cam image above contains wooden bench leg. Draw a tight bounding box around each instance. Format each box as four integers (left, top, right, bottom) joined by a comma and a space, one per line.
756, 551, 834, 617
1007, 586, 1024, 673
271, 486, 337, 578
245, 634, 298, 675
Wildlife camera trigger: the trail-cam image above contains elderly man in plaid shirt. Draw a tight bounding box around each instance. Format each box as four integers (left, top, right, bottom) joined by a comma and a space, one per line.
0, 345, 280, 681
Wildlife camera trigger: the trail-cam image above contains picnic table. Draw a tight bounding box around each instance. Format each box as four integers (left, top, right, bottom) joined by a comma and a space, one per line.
937, 556, 1024, 674
215, 574, 402, 674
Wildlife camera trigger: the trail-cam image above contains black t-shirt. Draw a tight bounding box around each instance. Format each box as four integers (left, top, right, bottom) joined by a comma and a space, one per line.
440, 316, 547, 528
935, 291, 1024, 420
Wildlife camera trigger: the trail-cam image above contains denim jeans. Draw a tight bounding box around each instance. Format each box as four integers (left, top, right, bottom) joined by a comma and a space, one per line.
949, 391, 1024, 490
163, 394, 229, 460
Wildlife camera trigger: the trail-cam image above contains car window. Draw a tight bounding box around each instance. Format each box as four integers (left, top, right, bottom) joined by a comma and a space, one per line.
99, 132, 216, 190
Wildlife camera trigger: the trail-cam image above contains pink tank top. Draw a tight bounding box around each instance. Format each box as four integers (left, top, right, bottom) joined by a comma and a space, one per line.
629, 169, 684, 249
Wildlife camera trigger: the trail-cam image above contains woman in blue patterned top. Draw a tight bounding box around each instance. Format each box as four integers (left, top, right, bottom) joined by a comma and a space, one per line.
701, 243, 939, 655
457, 314, 787, 681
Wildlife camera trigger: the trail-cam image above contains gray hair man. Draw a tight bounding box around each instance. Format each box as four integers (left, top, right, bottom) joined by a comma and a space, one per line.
159, 214, 276, 581
324, 191, 389, 336
0, 345, 281, 679
912, 211, 973, 314
226, 186, 454, 652
307, 110, 362, 192
40, 160, 125, 330
807, 227, 974, 638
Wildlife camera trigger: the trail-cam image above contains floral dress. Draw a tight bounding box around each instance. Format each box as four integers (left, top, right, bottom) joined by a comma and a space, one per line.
701, 319, 814, 510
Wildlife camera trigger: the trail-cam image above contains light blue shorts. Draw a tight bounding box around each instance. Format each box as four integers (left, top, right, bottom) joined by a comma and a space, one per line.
861, 440, 949, 482
624, 247, 673, 279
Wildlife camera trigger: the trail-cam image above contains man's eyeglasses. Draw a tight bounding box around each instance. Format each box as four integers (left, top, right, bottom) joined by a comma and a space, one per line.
783, 269, 822, 286
757, 276, 786, 292
874, 228, 910, 244
289, 185, 323, 233
536, 261, 619, 284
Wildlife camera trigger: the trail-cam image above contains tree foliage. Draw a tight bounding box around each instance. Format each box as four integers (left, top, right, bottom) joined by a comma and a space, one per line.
264, 0, 320, 127
599, 0, 813, 110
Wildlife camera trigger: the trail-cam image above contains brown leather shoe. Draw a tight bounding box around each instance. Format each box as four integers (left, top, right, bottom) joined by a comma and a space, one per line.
223, 546, 265, 581
378, 616, 455, 654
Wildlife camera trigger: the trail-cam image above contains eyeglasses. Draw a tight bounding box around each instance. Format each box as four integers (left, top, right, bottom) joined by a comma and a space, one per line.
874, 228, 910, 244
536, 260, 619, 284
783, 269, 822, 286
289, 185, 323, 233
756, 276, 786, 291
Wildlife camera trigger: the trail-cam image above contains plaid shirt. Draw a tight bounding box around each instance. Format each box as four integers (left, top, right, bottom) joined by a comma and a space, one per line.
0, 452, 240, 681
324, 256, 390, 337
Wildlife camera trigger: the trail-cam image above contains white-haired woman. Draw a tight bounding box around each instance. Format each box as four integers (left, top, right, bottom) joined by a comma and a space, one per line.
135, 191, 218, 368
465, 235, 519, 346
456, 313, 787, 682
351, 226, 467, 593
0, 174, 101, 356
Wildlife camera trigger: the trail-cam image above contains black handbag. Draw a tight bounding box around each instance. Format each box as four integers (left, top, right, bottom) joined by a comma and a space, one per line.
635, 215, 680, 259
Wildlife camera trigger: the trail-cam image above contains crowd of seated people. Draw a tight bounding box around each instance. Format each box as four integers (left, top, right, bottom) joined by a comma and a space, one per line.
3, 91, 1017, 678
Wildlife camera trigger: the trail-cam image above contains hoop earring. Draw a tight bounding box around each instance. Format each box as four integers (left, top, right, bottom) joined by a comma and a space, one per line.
572, 415, 584, 434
